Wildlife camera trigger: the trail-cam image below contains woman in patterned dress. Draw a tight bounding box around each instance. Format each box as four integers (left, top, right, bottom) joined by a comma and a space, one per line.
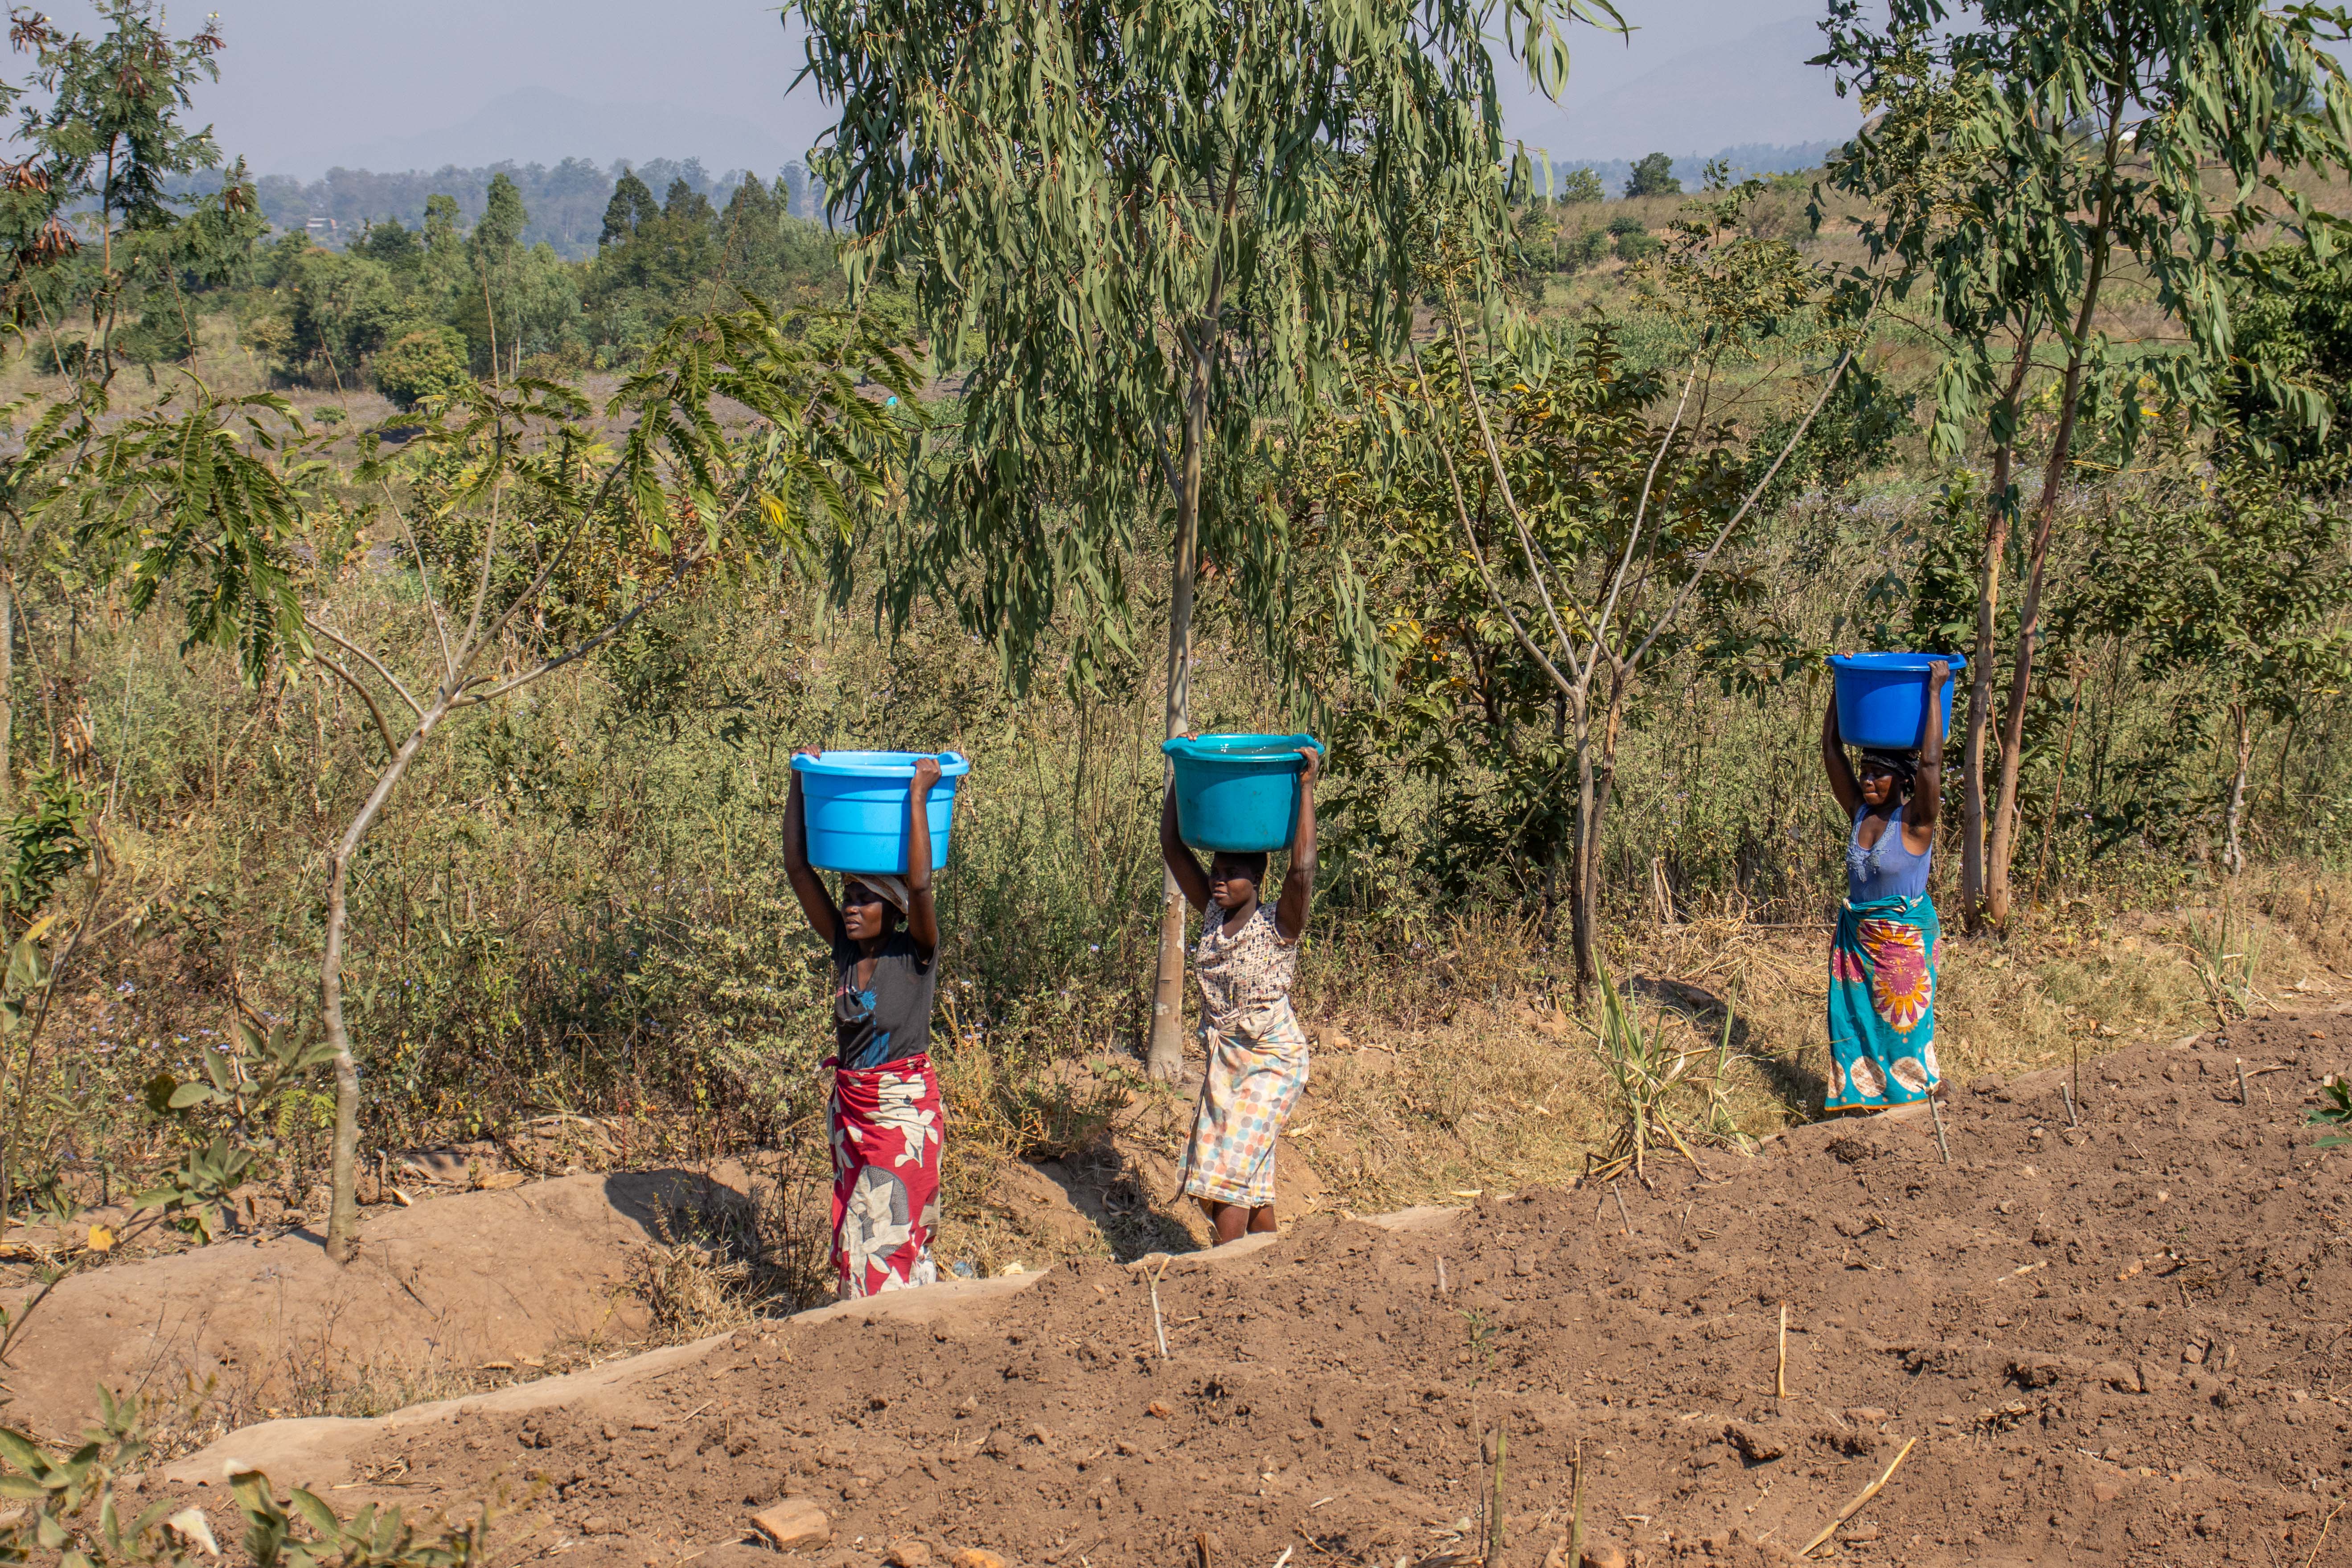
1159, 743, 1320, 1244
1818, 660, 1949, 1113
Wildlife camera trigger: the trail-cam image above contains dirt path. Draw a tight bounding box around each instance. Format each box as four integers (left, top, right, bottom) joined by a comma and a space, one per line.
141, 1012, 2349, 1566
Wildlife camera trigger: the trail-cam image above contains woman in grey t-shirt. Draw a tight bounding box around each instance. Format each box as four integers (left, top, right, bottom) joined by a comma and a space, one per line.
784, 750, 948, 1298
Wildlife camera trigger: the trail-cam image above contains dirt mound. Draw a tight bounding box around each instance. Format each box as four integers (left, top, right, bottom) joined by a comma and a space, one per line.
155, 1014, 2349, 1565
6, 1169, 736, 1442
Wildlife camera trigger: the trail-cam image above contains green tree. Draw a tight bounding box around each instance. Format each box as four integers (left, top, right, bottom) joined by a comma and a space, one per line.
2068, 472, 2352, 874
62, 302, 922, 1262
1556, 166, 1605, 204
1815, 0, 2352, 929
600, 168, 660, 247
1623, 152, 1681, 198
797, 0, 1617, 1075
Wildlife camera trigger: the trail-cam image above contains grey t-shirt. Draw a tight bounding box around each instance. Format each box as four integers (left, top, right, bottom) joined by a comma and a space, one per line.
830, 928, 937, 1070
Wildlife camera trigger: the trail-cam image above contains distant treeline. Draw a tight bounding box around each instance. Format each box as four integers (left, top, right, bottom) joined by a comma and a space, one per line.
1542, 142, 1840, 197
192, 158, 831, 260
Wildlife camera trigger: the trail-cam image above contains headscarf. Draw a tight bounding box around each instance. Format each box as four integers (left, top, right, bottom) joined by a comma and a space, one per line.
1857, 749, 1918, 793
841, 872, 912, 914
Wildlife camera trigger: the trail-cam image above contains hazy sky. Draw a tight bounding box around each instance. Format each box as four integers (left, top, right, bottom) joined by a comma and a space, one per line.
40, 0, 1840, 176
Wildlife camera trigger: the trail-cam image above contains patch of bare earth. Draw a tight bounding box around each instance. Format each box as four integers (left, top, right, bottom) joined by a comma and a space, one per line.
144, 1011, 2348, 1567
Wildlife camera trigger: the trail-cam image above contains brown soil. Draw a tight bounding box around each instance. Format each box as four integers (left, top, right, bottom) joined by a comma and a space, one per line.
143, 1011, 2351, 1567
5, 1169, 735, 1443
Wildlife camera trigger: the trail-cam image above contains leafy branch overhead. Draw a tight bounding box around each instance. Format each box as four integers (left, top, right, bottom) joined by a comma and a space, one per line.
797, 0, 1621, 689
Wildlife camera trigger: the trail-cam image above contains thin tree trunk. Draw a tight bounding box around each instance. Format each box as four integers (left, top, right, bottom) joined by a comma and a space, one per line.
1144, 156, 1242, 1081
321, 694, 455, 1262
1146, 382, 1208, 1079
1959, 324, 2040, 932
1566, 694, 1618, 993
2222, 700, 2253, 878
0, 580, 14, 811
1983, 100, 2125, 928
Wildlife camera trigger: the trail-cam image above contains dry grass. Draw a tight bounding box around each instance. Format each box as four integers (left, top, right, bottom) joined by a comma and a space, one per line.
949, 868, 2352, 1267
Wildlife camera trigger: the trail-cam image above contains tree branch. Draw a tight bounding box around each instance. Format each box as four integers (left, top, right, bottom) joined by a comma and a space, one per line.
304, 616, 423, 718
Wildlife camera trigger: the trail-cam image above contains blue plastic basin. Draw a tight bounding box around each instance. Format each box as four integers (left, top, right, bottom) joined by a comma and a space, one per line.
1163, 734, 1321, 854
1829, 653, 1967, 751
790, 751, 970, 874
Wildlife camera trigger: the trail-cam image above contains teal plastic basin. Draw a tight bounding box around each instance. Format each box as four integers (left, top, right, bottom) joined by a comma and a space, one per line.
790, 751, 970, 874
1163, 733, 1321, 854
1829, 653, 1967, 751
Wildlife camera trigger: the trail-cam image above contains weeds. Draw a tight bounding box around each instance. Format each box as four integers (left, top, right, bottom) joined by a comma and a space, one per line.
1584, 959, 1749, 1182
2181, 906, 2266, 1024
2309, 1076, 2351, 1149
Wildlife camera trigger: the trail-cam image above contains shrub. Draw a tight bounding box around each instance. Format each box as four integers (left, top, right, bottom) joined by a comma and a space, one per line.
1615, 230, 1662, 263
1606, 214, 1646, 237
371, 329, 471, 410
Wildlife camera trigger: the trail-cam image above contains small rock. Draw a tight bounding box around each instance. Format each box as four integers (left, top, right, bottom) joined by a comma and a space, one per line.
1724, 1422, 1785, 1462
578, 1517, 616, 1537
1579, 1547, 1628, 1568
2092, 1481, 2125, 1504
1846, 1407, 1889, 1424
1840, 1523, 1881, 1543
1146, 1400, 1171, 1419
948, 1552, 1006, 1568
749, 1498, 831, 1552
886, 1544, 932, 1568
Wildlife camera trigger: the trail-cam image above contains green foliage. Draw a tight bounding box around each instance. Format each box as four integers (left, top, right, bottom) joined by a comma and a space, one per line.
1614, 230, 1661, 263
1623, 152, 1681, 198
0, 1388, 487, 1568
1555, 166, 1605, 205
0, 3, 261, 392
371, 329, 472, 410
2310, 1075, 2351, 1148
1816, 0, 2352, 466
2218, 245, 2352, 476
0, 773, 90, 931
134, 1020, 337, 1242
796, 0, 1620, 690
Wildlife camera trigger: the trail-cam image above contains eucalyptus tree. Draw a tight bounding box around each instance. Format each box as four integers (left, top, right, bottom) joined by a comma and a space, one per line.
1814, 0, 2352, 930
62, 301, 919, 1261
796, 0, 1615, 1076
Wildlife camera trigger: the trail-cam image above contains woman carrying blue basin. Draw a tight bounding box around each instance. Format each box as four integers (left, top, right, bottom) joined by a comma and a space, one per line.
784, 748, 949, 1299
1819, 657, 1950, 1112
1159, 740, 1321, 1244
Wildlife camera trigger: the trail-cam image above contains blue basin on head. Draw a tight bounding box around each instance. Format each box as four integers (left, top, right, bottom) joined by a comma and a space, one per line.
1163, 733, 1321, 854
1829, 654, 1966, 751
791, 750, 970, 874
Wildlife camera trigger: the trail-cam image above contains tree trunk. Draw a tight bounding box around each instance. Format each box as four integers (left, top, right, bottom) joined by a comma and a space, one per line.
2222, 700, 2253, 878
1565, 695, 1617, 994
321, 699, 452, 1261
1958, 493, 2007, 932
1145, 501, 1199, 1080
1, 579, 14, 811
1982, 101, 2124, 929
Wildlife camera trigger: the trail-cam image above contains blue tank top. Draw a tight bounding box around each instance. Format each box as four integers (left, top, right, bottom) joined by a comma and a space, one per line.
1847, 805, 1931, 902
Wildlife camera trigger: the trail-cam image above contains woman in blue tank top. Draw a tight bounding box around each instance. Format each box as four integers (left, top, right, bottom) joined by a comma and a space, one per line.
1818, 659, 1948, 1112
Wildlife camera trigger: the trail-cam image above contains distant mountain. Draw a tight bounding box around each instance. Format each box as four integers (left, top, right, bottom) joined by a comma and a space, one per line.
322, 86, 803, 179
1515, 16, 1858, 164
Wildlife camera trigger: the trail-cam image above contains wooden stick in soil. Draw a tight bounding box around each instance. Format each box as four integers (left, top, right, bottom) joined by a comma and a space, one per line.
1566, 1440, 1585, 1568
1487, 1424, 1508, 1563
1799, 1435, 1917, 1557
2237, 1058, 2251, 1106
1611, 1183, 1632, 1237
1928, 1093, 1951, 1164
1776, 1303, 1788, 1399
1151, 1256, 1172, 1359
2061, 1080, 2078, 1128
